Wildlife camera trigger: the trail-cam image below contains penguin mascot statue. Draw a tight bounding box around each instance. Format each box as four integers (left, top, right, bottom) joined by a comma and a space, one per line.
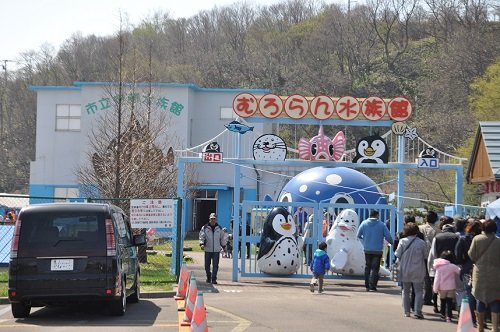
257, 207, 303, 275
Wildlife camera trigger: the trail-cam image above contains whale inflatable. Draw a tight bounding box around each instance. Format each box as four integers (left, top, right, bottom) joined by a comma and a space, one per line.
278, 167, 388, 218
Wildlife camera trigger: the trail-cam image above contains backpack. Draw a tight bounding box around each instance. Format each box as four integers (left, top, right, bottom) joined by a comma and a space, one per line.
421, 224, 436, 250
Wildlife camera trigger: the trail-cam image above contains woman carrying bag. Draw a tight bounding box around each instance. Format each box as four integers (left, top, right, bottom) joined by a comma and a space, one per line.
468, 219, 500, 332
395, 222, 428, 319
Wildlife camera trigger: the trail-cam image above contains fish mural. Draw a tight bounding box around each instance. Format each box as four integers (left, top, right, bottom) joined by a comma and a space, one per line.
298, 126, 345, 161
224, 120, 254, 134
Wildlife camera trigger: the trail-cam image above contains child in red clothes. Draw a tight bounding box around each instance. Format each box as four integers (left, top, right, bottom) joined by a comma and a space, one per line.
433, 250, 461, 322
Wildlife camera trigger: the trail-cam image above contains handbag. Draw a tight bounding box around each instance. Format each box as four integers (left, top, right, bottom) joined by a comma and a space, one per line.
392, 236, 417, 282
391, 260, 400, 282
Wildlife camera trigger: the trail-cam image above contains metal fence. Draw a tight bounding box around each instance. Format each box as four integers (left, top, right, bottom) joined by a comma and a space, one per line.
234, 200, 397, 280
0, 194, 176, 290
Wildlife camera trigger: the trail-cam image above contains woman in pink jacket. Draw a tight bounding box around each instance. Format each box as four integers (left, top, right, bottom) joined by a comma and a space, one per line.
433, 250, 460, 322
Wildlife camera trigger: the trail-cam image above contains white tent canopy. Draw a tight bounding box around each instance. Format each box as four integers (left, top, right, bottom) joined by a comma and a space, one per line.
486, 198, 500, 219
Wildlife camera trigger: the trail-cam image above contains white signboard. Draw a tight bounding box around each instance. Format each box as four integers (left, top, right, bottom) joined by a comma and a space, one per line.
417, 158, 440, 169
130, 199, 174, 228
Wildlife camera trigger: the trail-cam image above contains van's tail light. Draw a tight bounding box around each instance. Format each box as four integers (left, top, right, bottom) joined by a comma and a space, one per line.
10, 218, 22, 259
105, 218, 116, 256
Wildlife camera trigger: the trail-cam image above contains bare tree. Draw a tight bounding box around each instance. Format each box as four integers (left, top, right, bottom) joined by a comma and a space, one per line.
76, 25, 196, 201
368, 0, 418, 71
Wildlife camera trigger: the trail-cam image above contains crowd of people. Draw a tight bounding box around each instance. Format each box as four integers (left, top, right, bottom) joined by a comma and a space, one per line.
394, 211, 500, 331
200, 208, 499, 331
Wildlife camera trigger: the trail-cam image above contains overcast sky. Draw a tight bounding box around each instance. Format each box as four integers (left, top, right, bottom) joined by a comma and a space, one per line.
0, 0, 287, 67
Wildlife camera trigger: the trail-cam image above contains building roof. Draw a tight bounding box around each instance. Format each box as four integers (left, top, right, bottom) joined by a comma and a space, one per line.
29, 81, 270, 94
467, 121, 500, 183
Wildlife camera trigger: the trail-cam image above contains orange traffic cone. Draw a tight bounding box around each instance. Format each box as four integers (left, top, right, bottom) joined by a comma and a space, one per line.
190, 291, 208, 332
174, 264, 189, 300
457, 297, 475, 332
181, 276, 198, 326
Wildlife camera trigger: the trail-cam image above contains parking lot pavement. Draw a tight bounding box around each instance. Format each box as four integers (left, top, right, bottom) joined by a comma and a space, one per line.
0, 298, 179, 331
0, 252, 460, 331
182, 251, 460, 331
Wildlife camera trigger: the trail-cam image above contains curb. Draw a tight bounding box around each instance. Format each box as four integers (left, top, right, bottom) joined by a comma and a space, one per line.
0, 291, 176, 305
141, 291, 176, 299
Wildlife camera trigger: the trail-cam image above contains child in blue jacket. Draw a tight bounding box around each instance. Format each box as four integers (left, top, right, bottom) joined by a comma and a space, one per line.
310, 242, 331, 293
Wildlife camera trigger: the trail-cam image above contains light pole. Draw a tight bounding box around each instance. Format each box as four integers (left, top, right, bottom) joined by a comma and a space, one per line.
0, 59, 15, 146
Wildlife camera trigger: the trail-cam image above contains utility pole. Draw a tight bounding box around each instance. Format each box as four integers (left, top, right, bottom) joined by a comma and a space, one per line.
347, 0, 357, 17
1, 59, 15, 145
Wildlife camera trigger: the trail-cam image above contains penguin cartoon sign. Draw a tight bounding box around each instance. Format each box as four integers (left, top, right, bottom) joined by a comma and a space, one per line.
202, 142, 222, 163
257, 207, 302, 275
352, 133, 389, 164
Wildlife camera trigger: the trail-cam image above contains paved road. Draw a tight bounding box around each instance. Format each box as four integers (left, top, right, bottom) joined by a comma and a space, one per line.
185, 251, 460, 332
0, 297, 179, 331
0, 251, 461, 331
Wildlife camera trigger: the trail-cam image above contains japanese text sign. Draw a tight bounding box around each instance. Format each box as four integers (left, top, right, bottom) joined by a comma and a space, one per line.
233, 93, 412, 122
202, 152, 223, 163
130, 199, 174, 228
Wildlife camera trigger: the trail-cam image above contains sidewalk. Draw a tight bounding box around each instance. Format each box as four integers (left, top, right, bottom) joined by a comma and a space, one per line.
174, 251, 460, 332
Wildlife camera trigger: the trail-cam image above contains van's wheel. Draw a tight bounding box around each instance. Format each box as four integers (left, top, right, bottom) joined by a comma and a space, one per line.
110, 279, 126, 316
11, 302, 31, 318
128, 272, 140, 303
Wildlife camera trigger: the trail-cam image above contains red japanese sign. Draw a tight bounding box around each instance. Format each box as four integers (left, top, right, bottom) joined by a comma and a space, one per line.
388, 97, 412, 122
336, 96, 360, 120
232, 93, 412, 121
259, 94, 283, 118
202, 152, 223, 163
362, 96, 386, 121
310, 96, 335, 120
284, 94, 308, 119
233, 93, 257, 117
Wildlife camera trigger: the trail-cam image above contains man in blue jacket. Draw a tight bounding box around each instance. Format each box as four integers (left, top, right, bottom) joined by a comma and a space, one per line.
357, 210, 393, 292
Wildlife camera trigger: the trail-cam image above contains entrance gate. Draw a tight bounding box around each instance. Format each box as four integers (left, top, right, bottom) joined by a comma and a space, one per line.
234, 200, 396, 280
175, 94, 466, 280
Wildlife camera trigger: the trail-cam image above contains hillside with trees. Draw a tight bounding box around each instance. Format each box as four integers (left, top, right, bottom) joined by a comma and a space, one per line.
1, 0, 499, 208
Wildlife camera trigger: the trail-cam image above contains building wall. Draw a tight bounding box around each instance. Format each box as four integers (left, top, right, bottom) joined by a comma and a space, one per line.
29, 83, 270, 230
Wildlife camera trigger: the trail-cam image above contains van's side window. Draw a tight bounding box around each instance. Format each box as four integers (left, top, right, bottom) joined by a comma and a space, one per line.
113, 212, 131, 244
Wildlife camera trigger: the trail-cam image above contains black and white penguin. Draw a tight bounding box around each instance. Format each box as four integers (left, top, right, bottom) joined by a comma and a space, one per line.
419, 147, 436, 158
257, 207, 302, 275
352, 133, 389, 164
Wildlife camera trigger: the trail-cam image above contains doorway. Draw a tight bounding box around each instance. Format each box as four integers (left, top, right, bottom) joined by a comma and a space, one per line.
193, 197, 217, 231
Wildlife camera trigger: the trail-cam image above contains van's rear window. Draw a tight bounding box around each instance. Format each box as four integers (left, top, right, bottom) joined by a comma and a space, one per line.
18, 211, 106, 257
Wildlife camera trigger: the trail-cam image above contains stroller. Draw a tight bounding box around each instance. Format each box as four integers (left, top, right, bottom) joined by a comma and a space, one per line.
222, 228, 233, 258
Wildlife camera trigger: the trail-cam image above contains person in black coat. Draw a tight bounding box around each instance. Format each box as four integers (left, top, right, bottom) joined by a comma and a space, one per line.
455, 219, 483, 327
238, 221, 251, 259
428, 220, 459, 313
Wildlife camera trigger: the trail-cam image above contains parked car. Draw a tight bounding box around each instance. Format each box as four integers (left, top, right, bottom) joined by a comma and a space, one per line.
8, 203, 146, 318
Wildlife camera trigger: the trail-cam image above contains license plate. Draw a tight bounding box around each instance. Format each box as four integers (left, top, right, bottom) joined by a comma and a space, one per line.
50, 259, 74, 271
